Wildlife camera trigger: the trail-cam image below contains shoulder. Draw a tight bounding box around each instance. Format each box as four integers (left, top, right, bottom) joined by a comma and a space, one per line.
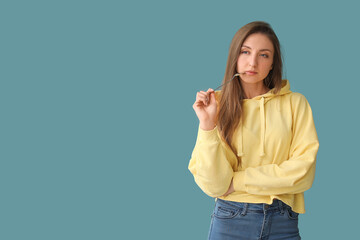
286, 92, 313, 114
287, 92, 310, 105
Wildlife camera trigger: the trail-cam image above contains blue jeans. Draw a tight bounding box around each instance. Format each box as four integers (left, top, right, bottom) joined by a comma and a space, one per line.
208, 198, 301, 240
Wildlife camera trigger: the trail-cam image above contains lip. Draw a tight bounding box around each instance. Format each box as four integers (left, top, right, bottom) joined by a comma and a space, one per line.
245, 71, 257, 75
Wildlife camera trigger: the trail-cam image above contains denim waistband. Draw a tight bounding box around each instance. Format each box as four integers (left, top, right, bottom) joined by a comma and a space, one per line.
215, 198, 289, 215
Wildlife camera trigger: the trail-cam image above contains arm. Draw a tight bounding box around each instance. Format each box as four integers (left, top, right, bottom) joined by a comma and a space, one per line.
188, 125, 237, 198
232, 94, 319, 195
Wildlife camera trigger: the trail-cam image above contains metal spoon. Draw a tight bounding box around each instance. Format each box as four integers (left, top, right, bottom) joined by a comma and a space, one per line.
213, 72, 244, 91
205, 72, 244, 103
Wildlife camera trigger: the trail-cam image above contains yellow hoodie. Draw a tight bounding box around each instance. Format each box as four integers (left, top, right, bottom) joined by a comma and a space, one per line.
188, 79, 319, 214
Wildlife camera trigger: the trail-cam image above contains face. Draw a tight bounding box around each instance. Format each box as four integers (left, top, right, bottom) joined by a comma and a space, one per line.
236, 33, 274, 86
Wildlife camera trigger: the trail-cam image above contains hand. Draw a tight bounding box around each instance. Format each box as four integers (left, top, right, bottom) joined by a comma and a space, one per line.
192, 88, 217, 130
222, 178, 235, 197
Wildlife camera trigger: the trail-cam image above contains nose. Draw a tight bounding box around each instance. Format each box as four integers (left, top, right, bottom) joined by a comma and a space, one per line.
248, 54, 257, 67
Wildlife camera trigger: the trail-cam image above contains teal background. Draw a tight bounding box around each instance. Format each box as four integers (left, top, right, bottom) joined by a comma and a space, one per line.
1, 0, 359, 239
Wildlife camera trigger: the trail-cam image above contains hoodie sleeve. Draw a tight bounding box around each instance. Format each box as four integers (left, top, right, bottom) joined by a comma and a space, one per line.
188, 126, 236, 198
232, 93, 319, 195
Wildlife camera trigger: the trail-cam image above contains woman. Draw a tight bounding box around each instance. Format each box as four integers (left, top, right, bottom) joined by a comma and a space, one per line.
188, 21, 319, 240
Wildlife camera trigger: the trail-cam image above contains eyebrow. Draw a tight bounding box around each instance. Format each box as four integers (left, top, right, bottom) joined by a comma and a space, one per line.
242, 45, 272, 52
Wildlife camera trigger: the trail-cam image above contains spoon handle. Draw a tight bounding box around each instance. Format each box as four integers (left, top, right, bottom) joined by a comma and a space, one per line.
213, 73, 243, 91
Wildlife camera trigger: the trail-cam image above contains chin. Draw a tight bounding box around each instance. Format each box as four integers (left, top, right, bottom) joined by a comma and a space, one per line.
240, 78, 265, 84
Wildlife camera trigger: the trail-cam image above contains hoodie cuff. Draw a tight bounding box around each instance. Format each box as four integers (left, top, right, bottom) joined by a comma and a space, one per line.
233, 171, 246, 192
198, 125, 220, 142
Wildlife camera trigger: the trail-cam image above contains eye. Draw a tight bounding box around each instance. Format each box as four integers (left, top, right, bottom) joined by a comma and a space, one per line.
260, 54, 269, 58
241, 50, 250, 54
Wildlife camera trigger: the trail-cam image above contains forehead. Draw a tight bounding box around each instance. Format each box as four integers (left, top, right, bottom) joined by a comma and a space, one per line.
242, 33, 274, 51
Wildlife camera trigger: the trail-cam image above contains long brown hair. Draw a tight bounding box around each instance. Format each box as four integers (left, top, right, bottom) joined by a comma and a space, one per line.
217, 21, 283, 164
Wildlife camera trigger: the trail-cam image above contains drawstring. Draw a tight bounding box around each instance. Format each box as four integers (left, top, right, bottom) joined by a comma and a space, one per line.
235, 80, 290, 158
237, 118, 244, 157
259, 97, 265, 157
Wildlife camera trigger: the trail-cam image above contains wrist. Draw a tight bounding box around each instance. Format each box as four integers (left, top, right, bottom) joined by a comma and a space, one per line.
200, 122, 216, 131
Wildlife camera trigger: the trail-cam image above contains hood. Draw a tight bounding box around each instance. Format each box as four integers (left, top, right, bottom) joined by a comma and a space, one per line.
245, 79, 292, 101
216, 79, 292, 158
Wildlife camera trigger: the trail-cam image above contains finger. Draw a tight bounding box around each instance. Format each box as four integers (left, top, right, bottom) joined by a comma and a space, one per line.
200, 90, 212, 96
206, 89, 215, 102
198, 91, 208, 98
202, 91, 211, 103
193, 102, 202, 109
197, 92, 209, 105
196, 92, 208, 102
195, 97, 207, 107
194, 101, 208, 110
202, 92, 213, 104
209, 91, 216, 102
199, 91, 210, 101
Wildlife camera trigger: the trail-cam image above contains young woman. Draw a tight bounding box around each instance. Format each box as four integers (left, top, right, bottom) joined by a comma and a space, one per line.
188, 21, 319, 240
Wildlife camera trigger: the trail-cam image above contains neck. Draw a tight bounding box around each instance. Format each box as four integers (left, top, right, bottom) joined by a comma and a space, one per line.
242, 82, 270, 99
